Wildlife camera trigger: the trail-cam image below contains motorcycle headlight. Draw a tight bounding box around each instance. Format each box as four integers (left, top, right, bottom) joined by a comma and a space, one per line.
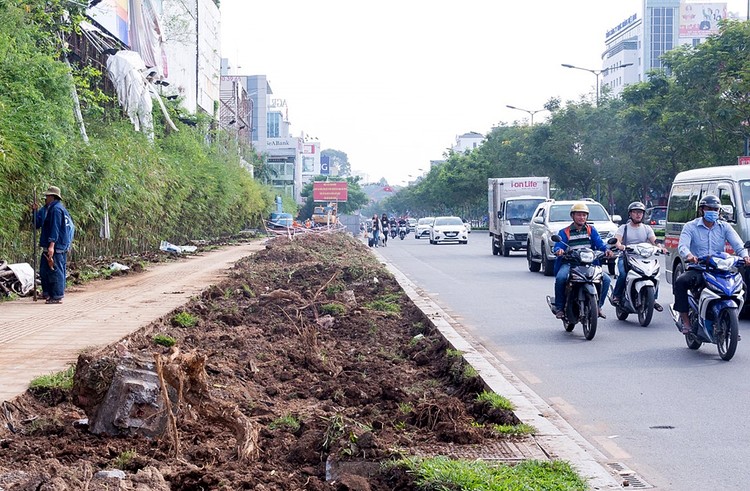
634, 244, 654, 257
579, 250, 595, 263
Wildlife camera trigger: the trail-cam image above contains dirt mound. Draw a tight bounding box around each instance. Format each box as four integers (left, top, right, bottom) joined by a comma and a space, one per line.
0, 233, 524, 490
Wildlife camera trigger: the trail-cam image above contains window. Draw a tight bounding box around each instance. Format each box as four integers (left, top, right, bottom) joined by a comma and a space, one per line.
717, 183, 737, 222
667, 184, 694, 223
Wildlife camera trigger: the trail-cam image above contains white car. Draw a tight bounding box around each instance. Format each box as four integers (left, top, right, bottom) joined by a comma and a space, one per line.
429, 216, 469, 245
415, 217, 435, 239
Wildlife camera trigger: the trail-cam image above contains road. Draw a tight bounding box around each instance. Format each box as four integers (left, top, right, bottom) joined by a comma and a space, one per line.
374, 230, 750, 490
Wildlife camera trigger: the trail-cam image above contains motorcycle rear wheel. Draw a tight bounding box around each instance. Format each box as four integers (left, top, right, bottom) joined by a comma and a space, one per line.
637, 286, 655, 327
685, 310, 702, 350
616, 304, 629, 321
716, 308, 739, 361
582, 293, 598, 340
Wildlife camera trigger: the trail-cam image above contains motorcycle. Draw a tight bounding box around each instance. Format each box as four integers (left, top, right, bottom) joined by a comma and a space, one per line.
545, 235, 616, 340
390, 226, 398, 239
668, 250, 748, 361
398, 225, 407, 240
608, 243, 663, 327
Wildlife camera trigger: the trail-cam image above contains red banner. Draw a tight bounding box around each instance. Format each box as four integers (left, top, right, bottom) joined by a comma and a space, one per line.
313, 182, 348, 202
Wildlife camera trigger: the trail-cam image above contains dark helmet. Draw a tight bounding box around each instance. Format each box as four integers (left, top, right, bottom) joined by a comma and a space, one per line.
699, 195, 721, 209
628, 201, 646, 213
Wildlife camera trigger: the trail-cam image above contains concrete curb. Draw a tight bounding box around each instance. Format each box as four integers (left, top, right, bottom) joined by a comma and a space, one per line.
375, 250, 623, 490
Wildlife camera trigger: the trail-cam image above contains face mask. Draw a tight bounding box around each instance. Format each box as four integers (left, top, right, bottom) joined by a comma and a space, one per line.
704, 210, 719, 223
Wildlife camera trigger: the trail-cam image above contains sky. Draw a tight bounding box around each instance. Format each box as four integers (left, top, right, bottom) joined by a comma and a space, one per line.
220, 1, 748, 186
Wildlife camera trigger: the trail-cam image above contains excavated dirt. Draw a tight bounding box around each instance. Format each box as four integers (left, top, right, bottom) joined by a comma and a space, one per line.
0, 233, 526, 490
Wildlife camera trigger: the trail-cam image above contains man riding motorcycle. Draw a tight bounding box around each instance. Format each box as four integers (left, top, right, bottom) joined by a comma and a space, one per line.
674, 195, 750, 333
612, 201, 668, 311
553, 202, 614, 319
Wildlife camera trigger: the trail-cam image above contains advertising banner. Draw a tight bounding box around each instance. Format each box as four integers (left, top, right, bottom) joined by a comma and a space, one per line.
313, 182, 348, 202
679, 2, 727, 38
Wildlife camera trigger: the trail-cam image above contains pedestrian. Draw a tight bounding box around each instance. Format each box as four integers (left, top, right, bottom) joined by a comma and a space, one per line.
33, 185, 74, 304
371, 214, 382, 247
381, 213, 389, 247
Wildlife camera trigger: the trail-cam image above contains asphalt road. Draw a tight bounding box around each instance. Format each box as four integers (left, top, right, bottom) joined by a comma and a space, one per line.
373, 230, 750, 490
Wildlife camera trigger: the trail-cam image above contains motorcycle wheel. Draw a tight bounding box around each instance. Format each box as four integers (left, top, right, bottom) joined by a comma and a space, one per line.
565, 323, 575, 332
637, 286, 655, 327
716, 308, 740, 361
582, 293, 598, 340
685, 310, 702, 349
616, 305, 629, 321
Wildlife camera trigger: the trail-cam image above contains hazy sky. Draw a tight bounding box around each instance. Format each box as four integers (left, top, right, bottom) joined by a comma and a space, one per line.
220, 1, 747, 185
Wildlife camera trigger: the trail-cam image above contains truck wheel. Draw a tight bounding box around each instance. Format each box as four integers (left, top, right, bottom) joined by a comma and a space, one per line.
491, 236, 500, 256
502, 238, 510, 257
527, 243, 541, 272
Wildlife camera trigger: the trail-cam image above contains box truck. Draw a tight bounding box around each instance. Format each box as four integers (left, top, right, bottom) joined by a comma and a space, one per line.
488, 177, 550, 256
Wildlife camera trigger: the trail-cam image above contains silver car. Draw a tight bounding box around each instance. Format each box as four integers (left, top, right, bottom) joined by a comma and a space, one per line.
527, 200, 620, 276
415, 217, 435, 239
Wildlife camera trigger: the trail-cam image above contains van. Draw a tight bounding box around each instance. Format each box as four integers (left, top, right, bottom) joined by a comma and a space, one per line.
664, 165, 750, 287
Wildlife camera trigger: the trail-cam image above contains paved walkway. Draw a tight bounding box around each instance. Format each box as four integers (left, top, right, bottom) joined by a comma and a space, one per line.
0, 241, 265, 401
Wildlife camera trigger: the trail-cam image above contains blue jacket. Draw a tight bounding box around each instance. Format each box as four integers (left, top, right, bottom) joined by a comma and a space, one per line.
36, 200, 72, 252
553, 223, 607, 274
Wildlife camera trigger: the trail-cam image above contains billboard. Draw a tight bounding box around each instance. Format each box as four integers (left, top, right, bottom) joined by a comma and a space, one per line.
679, 2, 727, 38
87, 0, 130, 45
313, 182, 348, 202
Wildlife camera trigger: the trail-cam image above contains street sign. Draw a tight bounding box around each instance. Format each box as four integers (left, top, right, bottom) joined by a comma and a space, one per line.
739, 156, 750, 165
313, 181, 348, 202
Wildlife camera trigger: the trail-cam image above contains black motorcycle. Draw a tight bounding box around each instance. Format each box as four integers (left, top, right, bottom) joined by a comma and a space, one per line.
545, 235, 616, 340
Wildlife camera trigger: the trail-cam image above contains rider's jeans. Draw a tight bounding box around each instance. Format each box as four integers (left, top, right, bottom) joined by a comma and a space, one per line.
613, 256, 660, 301
673, 269, 705, 312
555, 263, 611, 311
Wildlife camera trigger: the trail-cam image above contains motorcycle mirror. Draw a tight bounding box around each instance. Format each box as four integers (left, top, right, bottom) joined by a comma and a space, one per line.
607, 237, 618, 245
551, 234, 562, 243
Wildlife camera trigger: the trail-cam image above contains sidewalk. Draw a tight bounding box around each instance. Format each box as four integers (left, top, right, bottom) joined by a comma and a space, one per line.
0, 241, 265, 401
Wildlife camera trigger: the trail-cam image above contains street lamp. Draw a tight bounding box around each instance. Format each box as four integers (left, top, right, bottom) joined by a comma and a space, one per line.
506, 105, 546, 126
561, 63, 633, 106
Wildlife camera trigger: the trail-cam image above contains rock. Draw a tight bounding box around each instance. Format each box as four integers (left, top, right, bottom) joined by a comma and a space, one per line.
94, 469, 126, 480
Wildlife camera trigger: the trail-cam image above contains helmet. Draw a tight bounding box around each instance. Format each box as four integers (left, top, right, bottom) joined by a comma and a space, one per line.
699, 195, 721, 209
628, 201, 646, 213
570, 202, 590, 216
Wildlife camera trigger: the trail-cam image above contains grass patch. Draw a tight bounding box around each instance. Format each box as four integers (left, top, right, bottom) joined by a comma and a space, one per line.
153, 334, 176, 347
269, 414, 301, 433
364, 293, 401, 313
476, 390, 514, 411
396, 456, 587, 490
492, 423, 537, 436
29, 366, 75, 391
320, 303, 346, 316
112, 449, 137, 469
172, 311, 198, 328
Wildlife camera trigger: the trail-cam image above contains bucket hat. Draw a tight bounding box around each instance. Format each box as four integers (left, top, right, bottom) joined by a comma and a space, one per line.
44, 186, 62, 200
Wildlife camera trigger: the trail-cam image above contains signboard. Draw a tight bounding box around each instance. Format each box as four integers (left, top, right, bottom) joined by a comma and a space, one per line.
320, 155, 330, 175
679, 2, 726, 38
738, 156, 750, 165
313, 182, 348, 202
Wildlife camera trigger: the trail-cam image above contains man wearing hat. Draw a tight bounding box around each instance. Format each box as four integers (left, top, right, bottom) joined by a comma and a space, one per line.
33, 185, 72, 303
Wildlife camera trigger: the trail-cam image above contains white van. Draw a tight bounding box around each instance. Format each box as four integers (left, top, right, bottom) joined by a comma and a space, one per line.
664, 165, 750, 287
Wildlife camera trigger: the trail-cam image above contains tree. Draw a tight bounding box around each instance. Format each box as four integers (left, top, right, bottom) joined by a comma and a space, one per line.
321, 149, 350, 176
297, 176, 369, 219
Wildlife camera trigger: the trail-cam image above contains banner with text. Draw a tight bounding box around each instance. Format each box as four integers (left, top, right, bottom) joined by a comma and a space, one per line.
313, 182, 348, 202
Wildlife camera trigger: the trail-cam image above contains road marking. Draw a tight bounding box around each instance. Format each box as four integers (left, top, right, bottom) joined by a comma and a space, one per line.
519, 371, 541, 384
496, 350, 516, 362
549, 396, 579, 416
592, 435, 632, 460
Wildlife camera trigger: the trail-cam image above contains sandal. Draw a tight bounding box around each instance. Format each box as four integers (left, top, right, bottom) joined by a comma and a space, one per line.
555, 310, 565, 319
654, 302, 664, 312
598, 310, 607, 319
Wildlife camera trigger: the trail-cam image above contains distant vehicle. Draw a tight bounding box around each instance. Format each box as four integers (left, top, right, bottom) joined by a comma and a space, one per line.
429, 216, 469, 245
407, 218, 417, 232
269, 212, 293, 229
527, 199, 620, 276
312, 202, 338, 225
644, 206, 666, 239
488, 177, 550, 257
415, 217, 435, 239
463, 219, 472, 233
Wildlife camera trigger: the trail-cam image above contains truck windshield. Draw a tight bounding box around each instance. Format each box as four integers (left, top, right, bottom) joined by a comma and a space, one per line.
506, 199, 545, 224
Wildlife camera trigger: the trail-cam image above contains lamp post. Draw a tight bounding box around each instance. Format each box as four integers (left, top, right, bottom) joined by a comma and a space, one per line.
561, 63, 633, 106
505, 105, 546, 126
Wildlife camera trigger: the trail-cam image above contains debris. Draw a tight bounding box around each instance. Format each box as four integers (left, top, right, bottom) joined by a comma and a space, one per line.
108, 262, 130, 271
159, 241, 198, 254
0, 262, 34, 296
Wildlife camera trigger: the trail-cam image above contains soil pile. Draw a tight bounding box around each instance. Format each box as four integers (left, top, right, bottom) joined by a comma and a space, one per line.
0, 233, 527, 490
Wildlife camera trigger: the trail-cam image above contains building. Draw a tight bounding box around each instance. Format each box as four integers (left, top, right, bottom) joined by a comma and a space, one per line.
602, 0, 731, 98
451, 132, 484, 154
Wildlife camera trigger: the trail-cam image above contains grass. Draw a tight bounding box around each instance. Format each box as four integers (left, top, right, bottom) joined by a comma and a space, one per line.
29, 365, 75, 391
364, 293, 401, 314
492, 423, 537, 436
395, 456, 588, 490
172, 311, 198, 328
269, 414, 301, 433
112, 449, 137, 469
153, 334, 176, 347
320, 303, 346, 315
476, 390, 514, 412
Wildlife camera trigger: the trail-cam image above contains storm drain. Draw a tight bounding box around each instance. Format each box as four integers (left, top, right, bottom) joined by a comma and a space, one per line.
410, 439, 549, 463
606, 462, 654, 489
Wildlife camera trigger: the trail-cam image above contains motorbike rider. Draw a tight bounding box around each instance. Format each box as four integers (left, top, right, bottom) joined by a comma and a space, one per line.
611, 201, 668, 310
553, 202, 614, 319
674, 194, 750, 333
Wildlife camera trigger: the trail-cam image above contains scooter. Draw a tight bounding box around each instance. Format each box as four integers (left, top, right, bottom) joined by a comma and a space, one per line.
398, 225, 407, 240
608, 243, 663, 327
545, 235, 615, 340
390, 227, 398, 239
669, 250, 748, 361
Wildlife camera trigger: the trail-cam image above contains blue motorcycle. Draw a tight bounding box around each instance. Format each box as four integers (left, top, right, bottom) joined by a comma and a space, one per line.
669, 252, 746, 361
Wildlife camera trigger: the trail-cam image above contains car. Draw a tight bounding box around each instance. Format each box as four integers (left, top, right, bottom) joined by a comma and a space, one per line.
415, 217, 435, 239
407, 218, 417, 233
644, 205, 666, 240
463, 219, 472, 233
429, 216, 469, 244
527, 199, 620, 276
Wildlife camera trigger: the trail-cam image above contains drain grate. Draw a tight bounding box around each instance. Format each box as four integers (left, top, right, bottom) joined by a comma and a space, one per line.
606, 462, 654, 489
